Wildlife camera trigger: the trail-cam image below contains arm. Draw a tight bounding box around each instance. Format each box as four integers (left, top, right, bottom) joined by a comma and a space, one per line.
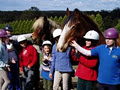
19, 52, 23, 71
29, 46, 37, 68
70, 40, 91, 56
9, 33, 32, 41
0, 45, 9, 68
80, 56, 98, 68
50, 45, 56, 75
71, 48, 98, 68
71, 50, 81, 61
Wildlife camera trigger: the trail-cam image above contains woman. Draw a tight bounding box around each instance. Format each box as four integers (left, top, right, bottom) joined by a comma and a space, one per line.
70, 28, 120, 90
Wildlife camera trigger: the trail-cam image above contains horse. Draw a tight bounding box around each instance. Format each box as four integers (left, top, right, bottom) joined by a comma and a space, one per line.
32, 16, 60, 45
57, 8, 105, 52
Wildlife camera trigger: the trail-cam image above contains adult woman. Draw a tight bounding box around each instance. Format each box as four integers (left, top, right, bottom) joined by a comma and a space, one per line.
70, 28, 120, 90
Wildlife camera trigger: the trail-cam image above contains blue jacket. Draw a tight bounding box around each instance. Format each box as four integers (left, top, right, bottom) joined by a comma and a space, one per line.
50, 44, 73, 74
0, 43, 8, 69
91, 44, 120, 85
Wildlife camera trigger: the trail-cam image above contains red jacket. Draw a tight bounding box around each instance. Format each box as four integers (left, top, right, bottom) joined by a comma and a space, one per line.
19, 45, 37, 71
71, 46, 98, 81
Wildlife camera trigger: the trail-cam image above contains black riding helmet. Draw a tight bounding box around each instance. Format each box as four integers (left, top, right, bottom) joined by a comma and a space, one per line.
3, 24, 13, 32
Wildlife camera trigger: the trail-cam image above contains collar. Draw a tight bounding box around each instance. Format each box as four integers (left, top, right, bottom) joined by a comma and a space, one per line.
105, 45, 119, 49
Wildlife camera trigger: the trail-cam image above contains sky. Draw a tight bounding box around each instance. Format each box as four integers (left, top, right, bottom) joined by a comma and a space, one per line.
0, 0, 120, 11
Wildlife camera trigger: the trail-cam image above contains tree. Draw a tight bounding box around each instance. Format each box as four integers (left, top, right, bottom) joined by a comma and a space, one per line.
103, 16, 113, 30
115, 19, 120, 32
90, 14, 95, 21
95, 13, 104, 31
58, 16, 63, 24
54, 16, 58, 22
28, 7, 40, 11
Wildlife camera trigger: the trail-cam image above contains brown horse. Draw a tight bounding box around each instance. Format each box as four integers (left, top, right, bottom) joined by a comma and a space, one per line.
57, 8, 105, 52
32, 16, 60, 45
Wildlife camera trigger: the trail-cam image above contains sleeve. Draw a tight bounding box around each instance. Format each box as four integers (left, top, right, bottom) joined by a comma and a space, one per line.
0, 45, 8, 68
50, 45, 56, 74
19, 51, 23, 71
71, 47, 98, 68
29, 46, 37, 67
79, 56, 98, 68
74, 44, 91, 56
91, 45, 101, 56
71, 51, 81, 61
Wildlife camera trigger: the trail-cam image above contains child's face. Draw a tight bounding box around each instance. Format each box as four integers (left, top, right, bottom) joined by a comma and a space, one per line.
43, 45, 51, 54
105, 39, 115, 46
2, 37, 7, 42
5, 37, 9, 44
6, 31, 12, 36
85, 40, 92, 47
19, 40, 27, 48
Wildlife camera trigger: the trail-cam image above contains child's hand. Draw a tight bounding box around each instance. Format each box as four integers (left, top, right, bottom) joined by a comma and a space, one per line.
20, 70, 23, 74
28, 65, 31, 69
43, 58, 47, 61
19, 68, 23, 74
11, 58, 16, 64
70, 40, 79, 48
6, 64, 10, 71
49, 73, 53, 79
7, 67, 11, 71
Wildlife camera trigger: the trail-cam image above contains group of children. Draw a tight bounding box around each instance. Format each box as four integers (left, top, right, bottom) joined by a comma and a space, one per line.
0, 24, 120, 90
41, 27, 120, 90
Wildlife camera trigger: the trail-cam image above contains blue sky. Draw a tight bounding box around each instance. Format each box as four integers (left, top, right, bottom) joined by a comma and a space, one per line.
0, 0, 120, 11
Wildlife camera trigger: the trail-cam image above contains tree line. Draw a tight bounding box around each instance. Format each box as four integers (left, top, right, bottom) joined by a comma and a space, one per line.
0, 7, 120, 34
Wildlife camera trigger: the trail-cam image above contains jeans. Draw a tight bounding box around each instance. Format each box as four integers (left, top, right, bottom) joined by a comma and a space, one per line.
53, 71, 71, 90
21, 66, 35, 90
0, 69, 10, 90
77, 78, 97, 90
43, 78, 53, 90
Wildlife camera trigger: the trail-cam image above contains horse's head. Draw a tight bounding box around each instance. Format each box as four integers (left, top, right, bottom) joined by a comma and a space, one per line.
57, 8, 105, 52
32, 16, 60, 45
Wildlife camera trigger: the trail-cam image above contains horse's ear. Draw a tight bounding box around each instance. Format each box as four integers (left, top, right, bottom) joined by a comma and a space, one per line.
73, 8, 81, 19
66, 8, 71, 16
44, 16, 48, 21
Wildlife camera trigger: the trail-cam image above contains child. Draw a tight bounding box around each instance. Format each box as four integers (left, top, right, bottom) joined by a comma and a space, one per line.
5, 37, 20, 90
17, 35, 37, 90
0, 29, 10, 90
49, 28, 73, 90
41, 40, 53, 90
70, 28, 120, 90
71, 30, 99, 90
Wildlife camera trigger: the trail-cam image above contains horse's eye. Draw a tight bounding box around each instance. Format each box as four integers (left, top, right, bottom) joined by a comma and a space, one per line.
72, 26, 76, 29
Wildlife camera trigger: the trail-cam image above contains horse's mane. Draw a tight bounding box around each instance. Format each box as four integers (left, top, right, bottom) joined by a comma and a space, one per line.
32, 17, 44, 33
32, 16, 60, 45
48, 19, 60, 35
